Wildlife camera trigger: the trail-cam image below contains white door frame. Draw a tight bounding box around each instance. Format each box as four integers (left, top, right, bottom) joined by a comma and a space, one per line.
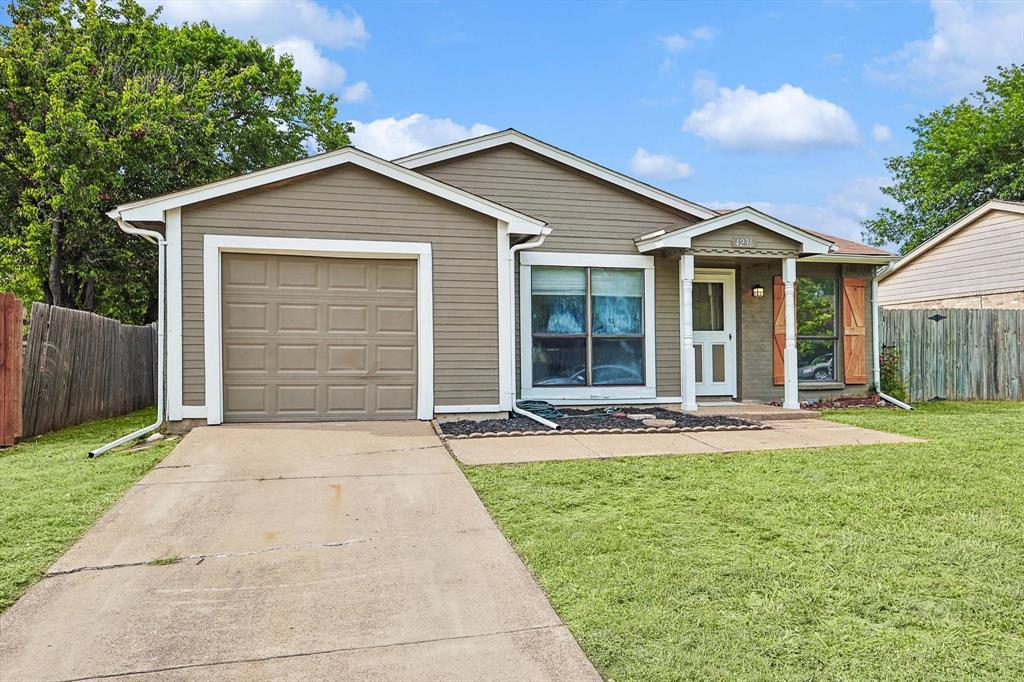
693, 268, 737, 397
202, 235, 434, 424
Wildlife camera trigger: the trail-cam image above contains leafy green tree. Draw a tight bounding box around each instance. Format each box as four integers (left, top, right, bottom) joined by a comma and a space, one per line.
862, 65, 1024, 253
1, 0, 352, 322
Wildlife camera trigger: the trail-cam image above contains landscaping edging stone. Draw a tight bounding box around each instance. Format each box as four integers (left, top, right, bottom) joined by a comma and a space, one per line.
438, 422, 771, 440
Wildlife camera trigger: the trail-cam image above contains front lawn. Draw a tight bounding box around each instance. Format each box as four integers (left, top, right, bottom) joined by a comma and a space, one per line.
0, 409, 176, 611
466, 402, 1024, 680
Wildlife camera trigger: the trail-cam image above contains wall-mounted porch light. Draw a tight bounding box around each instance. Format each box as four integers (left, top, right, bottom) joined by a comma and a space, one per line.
751, 283, 765, 298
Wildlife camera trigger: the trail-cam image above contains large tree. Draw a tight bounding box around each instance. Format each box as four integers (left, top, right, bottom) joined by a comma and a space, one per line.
1, 0, 352, 322
862, 65, 1024, 253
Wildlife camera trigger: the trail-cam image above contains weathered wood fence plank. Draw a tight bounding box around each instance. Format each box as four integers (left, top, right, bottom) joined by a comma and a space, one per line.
1, 293, 25, 446
20, 303, 156, 438
882, 308, 1023, 401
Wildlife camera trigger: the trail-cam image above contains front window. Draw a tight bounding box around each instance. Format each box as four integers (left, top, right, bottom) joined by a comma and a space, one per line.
796, 276, 837, 382
531, 266, 644, 386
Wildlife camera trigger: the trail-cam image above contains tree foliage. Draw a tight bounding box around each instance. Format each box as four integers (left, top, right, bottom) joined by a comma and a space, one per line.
1, 0, 352, 322
862, 65, 1024, 253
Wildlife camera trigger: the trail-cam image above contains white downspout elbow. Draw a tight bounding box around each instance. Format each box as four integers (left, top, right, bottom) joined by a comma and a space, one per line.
872, 269, 911, 410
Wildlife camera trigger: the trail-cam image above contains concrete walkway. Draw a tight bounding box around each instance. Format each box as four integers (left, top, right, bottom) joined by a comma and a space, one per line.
0, 422, 599, 681
448, 417, 924, 465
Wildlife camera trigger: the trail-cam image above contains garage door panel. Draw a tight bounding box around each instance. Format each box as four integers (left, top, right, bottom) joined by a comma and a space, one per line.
222, 254, 417, 422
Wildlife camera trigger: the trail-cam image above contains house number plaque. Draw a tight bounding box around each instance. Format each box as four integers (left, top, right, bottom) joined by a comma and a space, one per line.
734, 237, 756, 248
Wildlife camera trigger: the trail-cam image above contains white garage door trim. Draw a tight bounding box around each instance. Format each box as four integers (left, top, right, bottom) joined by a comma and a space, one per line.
203, 235, 434, 424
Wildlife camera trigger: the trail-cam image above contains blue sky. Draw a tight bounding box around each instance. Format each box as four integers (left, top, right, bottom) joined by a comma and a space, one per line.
15, 1, 1024, 242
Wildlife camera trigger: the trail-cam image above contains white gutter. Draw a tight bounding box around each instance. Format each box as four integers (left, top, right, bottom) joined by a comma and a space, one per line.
506, 231, 559, 430
89, 217, 167, 456
872, 270, 911, 411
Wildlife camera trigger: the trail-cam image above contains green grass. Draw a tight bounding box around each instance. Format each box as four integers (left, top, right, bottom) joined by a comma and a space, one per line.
465, 402, 1024, 681
0, 409, 177, 611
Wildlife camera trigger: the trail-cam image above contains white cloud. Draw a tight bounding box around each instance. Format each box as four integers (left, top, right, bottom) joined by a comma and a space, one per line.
629, 148, 693, 181
341, 81, 372, 103
272, 39, 347, 90
141, 0, 368, 48
691, 70, 718, 100
709, 176, 895, 244
350, 114, 497, 159
872, 123, 892, 142
659, 26, 715, 53
867, 0, 1024, 92
824, 52, 845, 66
683, 83, 859, 151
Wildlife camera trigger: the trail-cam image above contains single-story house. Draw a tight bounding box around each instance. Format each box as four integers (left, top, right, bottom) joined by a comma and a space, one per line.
108, 130, 898, 426
878, 200, 1024, 309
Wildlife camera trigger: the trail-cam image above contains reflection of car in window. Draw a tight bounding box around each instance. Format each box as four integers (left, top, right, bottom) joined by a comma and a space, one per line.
535, 364, 644, 386
799, 353, 834, 381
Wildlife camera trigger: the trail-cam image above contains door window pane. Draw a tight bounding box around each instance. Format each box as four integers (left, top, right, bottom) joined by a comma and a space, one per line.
712, 343, 726, 383
533, 337, 587, 385
796, 277, 836, 336
693, 282, 724, 331
797, 340, 835, 382
591, 338, 644, 385
591, 269, 643, 335
532, 267, 586, 334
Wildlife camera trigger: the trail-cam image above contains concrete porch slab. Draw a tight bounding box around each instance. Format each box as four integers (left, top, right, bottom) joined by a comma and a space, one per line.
448, 419, 924, 465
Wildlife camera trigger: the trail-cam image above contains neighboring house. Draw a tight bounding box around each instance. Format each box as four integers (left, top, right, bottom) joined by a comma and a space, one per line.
108, 130, 897, 426
878, 200, 1024, 309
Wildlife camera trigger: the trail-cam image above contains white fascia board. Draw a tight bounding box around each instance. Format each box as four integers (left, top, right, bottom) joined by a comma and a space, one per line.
110, 148, 546, 231
803, 254, 899, 265
635, 206, 834, 254
877, 200, 1024, 281
396, 130, 718, 221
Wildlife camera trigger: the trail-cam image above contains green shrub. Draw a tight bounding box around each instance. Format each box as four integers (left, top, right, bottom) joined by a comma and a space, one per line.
880, 346, 909, 403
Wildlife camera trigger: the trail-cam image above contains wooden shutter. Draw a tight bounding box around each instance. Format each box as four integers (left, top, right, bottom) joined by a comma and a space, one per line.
842, 277, 867, 384
772, 276, 785, 385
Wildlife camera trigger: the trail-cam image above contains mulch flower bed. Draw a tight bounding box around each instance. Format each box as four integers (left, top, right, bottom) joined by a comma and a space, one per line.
437, 406, 768, 439
770, 395, 891, 410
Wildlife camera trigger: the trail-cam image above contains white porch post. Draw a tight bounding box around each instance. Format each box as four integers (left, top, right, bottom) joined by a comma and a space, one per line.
680, 253, 698, 411
782, 257, 799, 409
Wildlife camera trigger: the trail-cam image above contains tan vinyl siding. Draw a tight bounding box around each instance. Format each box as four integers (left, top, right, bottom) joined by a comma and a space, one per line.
654, 257, 680, 397
879, 209, 1024, 306
419, 144, 697, 255
180, 164, 499, 407
739, 261, 876, 401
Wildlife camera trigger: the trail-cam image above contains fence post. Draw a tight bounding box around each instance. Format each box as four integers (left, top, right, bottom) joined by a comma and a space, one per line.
1, 293, 25, 447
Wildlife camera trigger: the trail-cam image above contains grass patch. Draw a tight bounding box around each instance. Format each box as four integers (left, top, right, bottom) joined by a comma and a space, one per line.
465, 402, 1024, 680
0, 409, 176, 611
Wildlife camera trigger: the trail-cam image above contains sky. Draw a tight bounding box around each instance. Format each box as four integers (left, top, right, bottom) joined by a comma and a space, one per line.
13, 0, 1024, 243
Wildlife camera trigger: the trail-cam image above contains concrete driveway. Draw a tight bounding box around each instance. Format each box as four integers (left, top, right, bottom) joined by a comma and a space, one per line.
0, 422, 599, 681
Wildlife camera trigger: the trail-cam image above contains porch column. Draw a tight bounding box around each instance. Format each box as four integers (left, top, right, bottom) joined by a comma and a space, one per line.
680, 253, 698, 411
782, 257, 799, 409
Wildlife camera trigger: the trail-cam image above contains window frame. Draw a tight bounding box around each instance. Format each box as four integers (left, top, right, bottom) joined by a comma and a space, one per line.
795, 275, 839, 384
520, 253, 657, 402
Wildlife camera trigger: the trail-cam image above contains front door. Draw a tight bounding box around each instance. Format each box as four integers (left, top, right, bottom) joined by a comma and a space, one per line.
692, 269, 736, 397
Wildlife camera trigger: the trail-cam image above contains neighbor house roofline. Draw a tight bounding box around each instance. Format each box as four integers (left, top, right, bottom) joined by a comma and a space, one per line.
394, 129, 719, 222
877, 199, 1024, 281
108, 146, 549, 234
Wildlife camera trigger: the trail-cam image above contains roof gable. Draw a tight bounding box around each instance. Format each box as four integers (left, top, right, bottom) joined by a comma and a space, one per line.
109, 147, 548, 235
395, 129, 717, 222
635, 207, 835, 255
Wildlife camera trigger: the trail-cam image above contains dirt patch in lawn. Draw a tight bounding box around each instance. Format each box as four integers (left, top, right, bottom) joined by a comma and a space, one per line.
438, 407, 766, 439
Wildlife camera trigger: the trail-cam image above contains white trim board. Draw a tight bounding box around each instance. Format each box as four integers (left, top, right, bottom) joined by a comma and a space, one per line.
395, 129, 717, 222
434, 404, 504, 414
519, 253, 657, 402
202, 235, 435, 424
165, 207, 184, 421
636, 206, 835, 255
110, 147, 546, 235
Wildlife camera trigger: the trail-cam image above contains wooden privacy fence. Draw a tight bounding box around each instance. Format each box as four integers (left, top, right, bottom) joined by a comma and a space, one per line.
881, 307, 1023, 401
21, 303, 157, 438
1, 293, 24, 446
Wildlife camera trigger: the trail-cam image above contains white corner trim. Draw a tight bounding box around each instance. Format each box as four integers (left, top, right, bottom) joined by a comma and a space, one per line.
111, 148, 546, 232
395, 130, 717, 221
202, 235, 434, 424
496, 222, 513, 411
433, 404, 504, 414
636, 206, 834, 255
165, 207, 183, 421
519, 254, 657, 401
181, 405, 207, 419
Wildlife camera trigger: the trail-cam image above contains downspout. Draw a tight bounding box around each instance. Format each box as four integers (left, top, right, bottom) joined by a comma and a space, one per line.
89, 217, 167, 456
507, 230, 560, 430
872, 268, 911, 410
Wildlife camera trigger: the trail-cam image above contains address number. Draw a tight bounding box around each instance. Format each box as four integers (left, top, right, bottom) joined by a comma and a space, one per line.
734, 237, 756, 248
